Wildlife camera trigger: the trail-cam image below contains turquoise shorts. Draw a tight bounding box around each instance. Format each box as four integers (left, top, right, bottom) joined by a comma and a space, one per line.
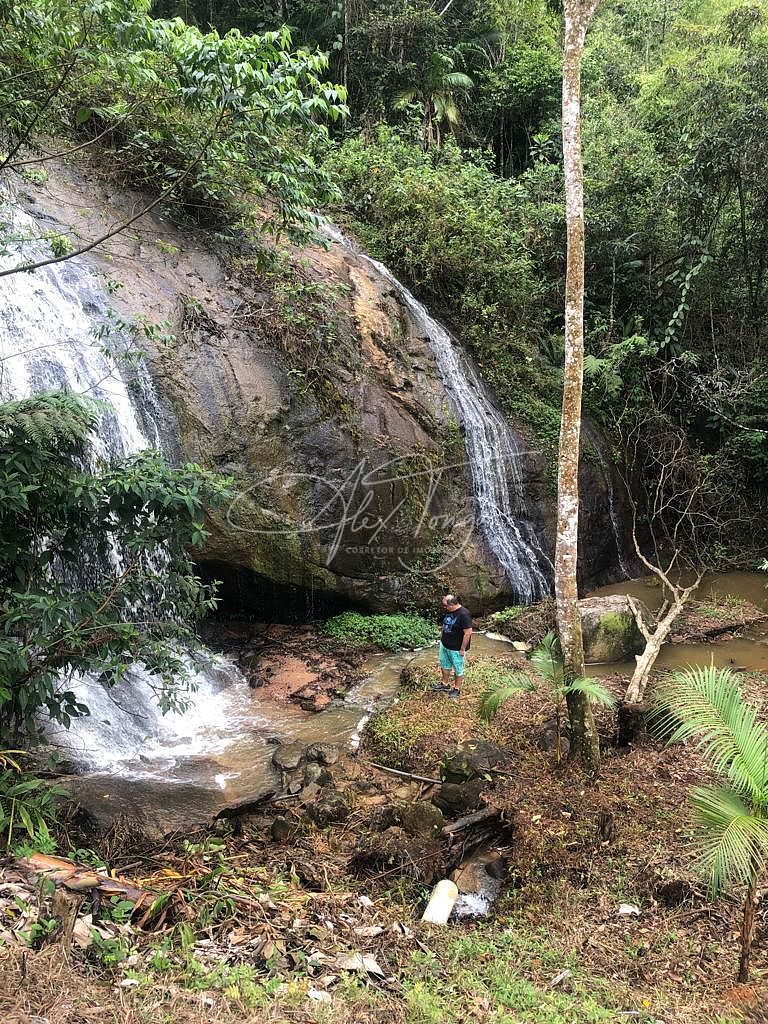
439, 642, 465, 676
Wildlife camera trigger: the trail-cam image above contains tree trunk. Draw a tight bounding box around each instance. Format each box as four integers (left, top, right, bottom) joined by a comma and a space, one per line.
624, 579, 700, 705
738, 871, 759, 983
341, 0, 349, 95
556, 0, 600, 776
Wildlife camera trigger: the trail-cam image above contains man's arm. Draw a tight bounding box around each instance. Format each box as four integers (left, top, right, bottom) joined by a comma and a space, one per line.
459, 627, 472, 655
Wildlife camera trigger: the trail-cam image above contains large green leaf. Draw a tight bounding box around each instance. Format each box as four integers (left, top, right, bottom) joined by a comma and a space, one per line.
690, 785, 768, 894
651, 665, 768, 802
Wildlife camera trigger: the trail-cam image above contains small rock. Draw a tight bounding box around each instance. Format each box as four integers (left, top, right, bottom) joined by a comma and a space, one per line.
368, 805, 401, 832
299, 782, 321, 804
306, 793, 349, 827
432, 779, 485, 815
303, 763, 325, 786
287, 780, 303, 795
305, 743, 340, 766
535, 722, 571, 757
272, 742, 305, 771
304, 763, 335, 788
400, 802, 444, 839
442, 740, 506, 783
292, 858, 326, 891
270, 816, 293, 842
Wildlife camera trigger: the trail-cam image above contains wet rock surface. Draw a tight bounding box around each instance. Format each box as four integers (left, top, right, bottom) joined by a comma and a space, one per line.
272, 742, 306, 771
579, 594, 650, 663
18, 159, 629, 613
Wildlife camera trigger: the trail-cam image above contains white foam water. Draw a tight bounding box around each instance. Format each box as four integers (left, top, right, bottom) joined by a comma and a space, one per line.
324, 224, 552, 603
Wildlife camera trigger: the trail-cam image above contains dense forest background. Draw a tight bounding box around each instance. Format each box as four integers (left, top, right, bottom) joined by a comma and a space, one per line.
2, 0, 767, 566
146, 0, 768, 562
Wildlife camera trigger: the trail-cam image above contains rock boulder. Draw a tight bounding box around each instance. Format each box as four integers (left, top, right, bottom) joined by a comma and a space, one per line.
579, 594, 650, 664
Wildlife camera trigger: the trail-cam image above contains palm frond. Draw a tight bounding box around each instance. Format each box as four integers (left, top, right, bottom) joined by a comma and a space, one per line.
442, 71, 474, 92
567, 677, 617, 708
478, 673, 535, 723
651, 665, 768, 801
433, 94, 460, 124
391, 87, 420, 109
690, 785, 768, 894
529, 631, 564, 688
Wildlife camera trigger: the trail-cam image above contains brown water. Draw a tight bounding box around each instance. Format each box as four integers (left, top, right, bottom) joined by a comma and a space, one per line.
63, 634, 515, 833
587, 570, 768, 677
62, 575, 768, 830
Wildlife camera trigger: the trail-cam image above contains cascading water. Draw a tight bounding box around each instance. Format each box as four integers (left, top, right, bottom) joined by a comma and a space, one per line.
0, 201, 251, 778
325, 226, 553, 602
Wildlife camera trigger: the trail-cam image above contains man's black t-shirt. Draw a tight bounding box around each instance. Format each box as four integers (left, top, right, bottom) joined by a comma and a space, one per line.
440, 606, 472, 651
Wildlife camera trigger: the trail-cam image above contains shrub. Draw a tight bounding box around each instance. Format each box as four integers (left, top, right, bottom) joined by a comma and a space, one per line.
488, 606, 524, 628
320, 611, 437, 651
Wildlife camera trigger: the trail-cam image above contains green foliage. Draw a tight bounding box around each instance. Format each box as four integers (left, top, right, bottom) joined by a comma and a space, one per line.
392, 51, 474, 150
651, 664, 768, 979
479, 631, 616, 760
0, 764, 65, 848
0, 390, 232, 744
320, 610, 437, 651
0, 1, 347, 241
488, 605, 524, 627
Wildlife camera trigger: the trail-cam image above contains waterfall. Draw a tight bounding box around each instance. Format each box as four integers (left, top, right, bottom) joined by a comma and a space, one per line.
325, 226, 553, 603
0, 201, 247, 776
584, 425, 631, 579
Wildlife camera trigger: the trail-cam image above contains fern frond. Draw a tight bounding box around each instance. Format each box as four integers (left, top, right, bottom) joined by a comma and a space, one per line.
690, 785, 768, 894
567, 677, 618, 708
0, 390, 101, 447
651, 665, 768, 801
478, 673, 534, 723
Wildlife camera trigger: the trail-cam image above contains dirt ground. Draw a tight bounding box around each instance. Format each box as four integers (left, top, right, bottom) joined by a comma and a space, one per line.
3, 640, 768, 1022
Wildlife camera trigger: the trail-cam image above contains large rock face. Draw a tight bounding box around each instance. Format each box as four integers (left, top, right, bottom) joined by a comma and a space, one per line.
15, 158, 630, 613
579, 594, 650, 663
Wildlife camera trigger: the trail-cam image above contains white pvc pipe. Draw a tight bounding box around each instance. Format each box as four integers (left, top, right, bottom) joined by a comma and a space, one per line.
421, 880, 459, 925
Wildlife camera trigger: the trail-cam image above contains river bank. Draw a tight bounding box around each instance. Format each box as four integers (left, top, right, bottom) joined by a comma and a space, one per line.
2, 656, 765, 1024
4, 576, 768, 1022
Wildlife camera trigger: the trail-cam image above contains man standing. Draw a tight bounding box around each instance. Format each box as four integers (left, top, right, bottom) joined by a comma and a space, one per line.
434, 593, 472, 697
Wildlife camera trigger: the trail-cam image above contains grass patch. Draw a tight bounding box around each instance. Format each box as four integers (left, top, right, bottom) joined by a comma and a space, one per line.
320, 612, 438, 651
363, 657, 526, 770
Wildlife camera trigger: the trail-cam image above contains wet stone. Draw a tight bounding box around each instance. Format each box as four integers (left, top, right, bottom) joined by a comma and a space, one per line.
272, 742, 305, 771
305, 742, 340, 766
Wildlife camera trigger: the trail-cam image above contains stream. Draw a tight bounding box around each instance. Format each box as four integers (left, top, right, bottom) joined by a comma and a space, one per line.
587, 571, 768, 676
59, 570, 768, 833
57, 633, 516, 833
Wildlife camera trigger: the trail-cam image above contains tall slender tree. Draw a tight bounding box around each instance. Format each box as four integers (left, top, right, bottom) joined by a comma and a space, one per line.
555, 0, 600, 775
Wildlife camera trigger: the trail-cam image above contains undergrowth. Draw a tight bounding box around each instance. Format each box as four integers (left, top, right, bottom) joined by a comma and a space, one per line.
320, 612, 437, 651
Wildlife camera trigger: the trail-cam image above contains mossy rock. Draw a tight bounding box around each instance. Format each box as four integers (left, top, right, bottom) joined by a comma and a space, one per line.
578, 595, 650, 664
